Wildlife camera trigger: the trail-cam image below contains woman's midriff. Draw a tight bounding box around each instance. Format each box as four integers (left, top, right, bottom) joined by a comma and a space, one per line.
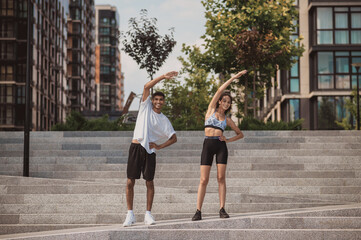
204, 127, 223, 137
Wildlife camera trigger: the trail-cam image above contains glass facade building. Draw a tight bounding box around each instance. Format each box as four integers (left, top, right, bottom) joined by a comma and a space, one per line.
95, 5, 123, 111
0, 0, 69, 131
0, 0, 97, 131
262, 0, 361, 130
67, 0, 96, 112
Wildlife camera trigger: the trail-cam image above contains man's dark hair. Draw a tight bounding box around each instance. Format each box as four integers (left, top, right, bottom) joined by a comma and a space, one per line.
152, 91, 165, 99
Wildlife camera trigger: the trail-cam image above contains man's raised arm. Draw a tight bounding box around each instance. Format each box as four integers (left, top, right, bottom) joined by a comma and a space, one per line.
142, 71, 178, 102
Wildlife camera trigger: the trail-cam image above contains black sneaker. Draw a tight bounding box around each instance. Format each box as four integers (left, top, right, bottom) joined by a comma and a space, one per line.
192, 209, 202, 221
219, 207, 229, 218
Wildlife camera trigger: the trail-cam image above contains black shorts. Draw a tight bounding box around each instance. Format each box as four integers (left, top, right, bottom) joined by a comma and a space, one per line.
201, 137, 228, 166
127, 143, 156, 181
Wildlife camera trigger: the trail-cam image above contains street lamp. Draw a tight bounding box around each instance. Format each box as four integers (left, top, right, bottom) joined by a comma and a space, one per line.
23, 0, 32, 177
351, 63, 361, 130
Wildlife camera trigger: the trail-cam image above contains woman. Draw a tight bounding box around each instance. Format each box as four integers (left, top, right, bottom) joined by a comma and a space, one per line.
192, 70, 247, 221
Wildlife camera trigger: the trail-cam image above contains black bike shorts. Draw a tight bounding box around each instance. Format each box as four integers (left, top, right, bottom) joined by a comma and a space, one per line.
126, 143, 156, 181
200, 137, 228, 166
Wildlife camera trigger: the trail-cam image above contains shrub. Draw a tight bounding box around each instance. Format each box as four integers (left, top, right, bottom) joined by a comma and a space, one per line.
51, 111, 135, 131
239, 117, 303, 130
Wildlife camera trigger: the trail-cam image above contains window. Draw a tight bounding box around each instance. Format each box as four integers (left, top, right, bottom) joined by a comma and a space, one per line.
0, 65, 14, 81
70, 8, 80, 20
317, 96, 350, 130
100, 66, 110, 74
101, 56, 110, 64
290, 57, 299, 93
16, 86, 25, 104
289, 99, 300, 121
100, 37, 110, 44
100, 27, 110, 35
72, 23, 81, 34
0, 105, 13, 125
0, 20, 14, 37
317, 51, 361, 90
0, 85, 13, 103
0, 42, 14, 60
18, 0, 27, 18
0, 0, 14, 16
101, 17, 109, 24
100, 85, 110, 102
316, 7, 361, 45
17, 64, 26, 82
101, 46, 110, 54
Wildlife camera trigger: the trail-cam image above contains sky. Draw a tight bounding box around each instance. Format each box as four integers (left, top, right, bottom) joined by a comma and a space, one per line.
95, 0, 206, 110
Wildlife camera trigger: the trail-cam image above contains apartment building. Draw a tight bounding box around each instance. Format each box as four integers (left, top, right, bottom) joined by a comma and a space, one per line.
0, 0, 68, 130
262, 0, 361, 130
67, 0, 96, 112
95, 5, 123, 111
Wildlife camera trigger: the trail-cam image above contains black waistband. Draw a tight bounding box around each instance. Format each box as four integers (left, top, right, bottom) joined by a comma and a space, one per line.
204, 125, 224, 132
205, 136, 220, 139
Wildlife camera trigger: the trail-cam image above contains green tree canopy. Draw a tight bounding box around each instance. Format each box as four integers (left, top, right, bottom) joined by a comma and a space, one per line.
197, 0, 304, 117
121, 9, 176, 79
156, 45, 217, 130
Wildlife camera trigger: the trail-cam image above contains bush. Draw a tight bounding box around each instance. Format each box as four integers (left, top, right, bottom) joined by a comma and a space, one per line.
239, 117, 304, 130
51, 111, 135, 131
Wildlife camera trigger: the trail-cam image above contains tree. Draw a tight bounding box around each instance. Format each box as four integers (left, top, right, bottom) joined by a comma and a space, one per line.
335, 88, 361, 130
318, 98, 340, 130
157, 45, 217, 130
230, 28, 284, 117
198, 0, 304, 117
121, 9, 176, 80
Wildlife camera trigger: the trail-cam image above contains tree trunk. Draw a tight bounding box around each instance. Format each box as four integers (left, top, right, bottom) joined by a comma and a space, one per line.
219, 72, 225, 84
244, 78, 248, 117
253, 71, 257, 118
150, 74, 153, 96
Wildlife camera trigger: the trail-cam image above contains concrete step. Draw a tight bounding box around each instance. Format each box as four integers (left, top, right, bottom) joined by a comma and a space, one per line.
2, 155, 361, 165
3, 228, 361, 240
0, 193, 339, 205
263, 193, 361, 202
2, 168, 358, 180
0, 202, 342, 216
0, 203, 343, 224
0, 176, 97, 186
3, 149, 361, 158
1, 130, 360, 137
2, 205, 361, 239
3, 142, 361, 151
0, 224, 106, 236
5, 175, 359, 186
181, 186, 361, 195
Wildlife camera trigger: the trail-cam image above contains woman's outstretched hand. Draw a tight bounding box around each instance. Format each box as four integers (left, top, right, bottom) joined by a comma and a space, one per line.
163, 71, 178, 79
232, 70, 247, 79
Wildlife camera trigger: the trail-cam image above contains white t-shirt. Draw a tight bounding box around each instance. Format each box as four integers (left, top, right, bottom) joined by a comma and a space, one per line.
133, 96, 176, 154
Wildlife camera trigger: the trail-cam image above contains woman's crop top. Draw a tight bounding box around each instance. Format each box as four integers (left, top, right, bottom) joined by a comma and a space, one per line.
204, 112, 227, 132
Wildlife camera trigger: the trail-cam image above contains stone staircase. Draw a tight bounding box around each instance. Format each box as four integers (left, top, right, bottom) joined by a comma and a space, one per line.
0, 131, 361, 238
1, 204, 361, 240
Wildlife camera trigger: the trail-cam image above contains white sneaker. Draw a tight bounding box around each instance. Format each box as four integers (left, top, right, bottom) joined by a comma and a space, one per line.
144, 212, 156, 225
122, 212, 136, 227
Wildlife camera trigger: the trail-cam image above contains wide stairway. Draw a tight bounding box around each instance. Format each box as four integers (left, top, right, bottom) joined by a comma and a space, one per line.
0, 131, 360, 239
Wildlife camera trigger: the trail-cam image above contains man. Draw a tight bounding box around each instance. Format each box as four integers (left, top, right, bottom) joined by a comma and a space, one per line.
123, 71, 178, 227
